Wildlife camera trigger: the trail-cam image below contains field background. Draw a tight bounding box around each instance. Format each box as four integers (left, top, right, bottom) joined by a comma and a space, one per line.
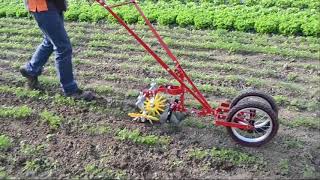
0, 0, 320, 179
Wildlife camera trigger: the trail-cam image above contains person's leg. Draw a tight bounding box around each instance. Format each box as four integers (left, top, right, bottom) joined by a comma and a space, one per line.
24, 35, 53, 76
32, 10, 78, 95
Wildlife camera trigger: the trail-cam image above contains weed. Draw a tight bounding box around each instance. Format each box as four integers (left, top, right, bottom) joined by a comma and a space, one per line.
20, 141, 46, 156
39, 76, 59, 87
83, 163, 126, 179
116, 128, 171, 146
0, 105, 32, 119
103, 74, 118, 81
273, 95, 289, 106
287, 72, 299, 82
0, 86, 40, 99
39, 110, 63, 130
23, 159, 41, 173
23, 158, 56, 174
189, 147, 257, 166
85, 125, 111, 135
199, 84, 215, 93
283, 138, 304, 149
290, 117, 320, 130
53, 94, 76, 106
183, 118, 206, 129
0, 135, 11, 151
0, 167, 8, 179
94, 85, 114, 94
278, 159, 289, 175
125, 89, 139, 98
303, 165, 318, 178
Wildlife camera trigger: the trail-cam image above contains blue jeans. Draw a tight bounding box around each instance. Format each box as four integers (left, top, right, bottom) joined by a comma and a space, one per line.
24, 9, 78, 95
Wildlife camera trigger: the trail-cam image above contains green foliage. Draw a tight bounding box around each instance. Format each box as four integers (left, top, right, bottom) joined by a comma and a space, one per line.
176, 9, 195, 27
0, 135, 11, 151
279, 159, 289, 175
255, 15, 279, 34
20, 142, 46, 156
214, 9, 235, 30
85, 125, 111, 135
189, 147, 257, 166
303, 164, 318, 178
301, 16, 320, 37
158, 9, 177, 25
0, 1, 318, 37
83, 163, 127, 179
290, 117, 320, 129
0, 105, 32, 119
0, 86, 41, 99
39, 110, 63, 130
183, 118, 207, 129
0, 167, 8, 179
194, 11, 212, 29
279, 17, 302, 36
116, 128, 171, 146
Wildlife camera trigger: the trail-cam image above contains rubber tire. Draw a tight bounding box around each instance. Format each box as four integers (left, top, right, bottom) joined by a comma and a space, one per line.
230, 89, 279, 116
226, 101, 279, 147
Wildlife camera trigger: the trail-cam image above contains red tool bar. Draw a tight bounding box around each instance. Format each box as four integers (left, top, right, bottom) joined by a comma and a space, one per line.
215, 121, 253, 130
94, 0, 213, 113
133, 3, 212, 110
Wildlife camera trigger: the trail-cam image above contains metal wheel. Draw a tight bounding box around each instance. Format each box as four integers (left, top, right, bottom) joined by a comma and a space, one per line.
230, 89, 279, 116
226, 101, 279, 147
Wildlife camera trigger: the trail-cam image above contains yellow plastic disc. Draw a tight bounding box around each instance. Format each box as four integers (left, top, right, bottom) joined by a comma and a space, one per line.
144, 94, 166, 117
128, 113, 159, 121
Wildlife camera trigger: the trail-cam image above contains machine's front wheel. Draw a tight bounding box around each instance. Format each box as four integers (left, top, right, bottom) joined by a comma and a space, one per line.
230, 89, 279, 115
226, 101, 279, 147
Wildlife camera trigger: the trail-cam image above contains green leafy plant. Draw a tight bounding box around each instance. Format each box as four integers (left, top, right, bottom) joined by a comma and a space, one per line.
176, 9, 195, 27
0, 105, 32, 119
0, 135, 11, 151
39, 110, 63, 130
116, 128, 171, 146
194, 11, 213, 29
255, 14, 279, 34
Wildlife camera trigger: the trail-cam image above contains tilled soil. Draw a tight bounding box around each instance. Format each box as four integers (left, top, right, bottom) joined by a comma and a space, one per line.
0, 17, 320, 179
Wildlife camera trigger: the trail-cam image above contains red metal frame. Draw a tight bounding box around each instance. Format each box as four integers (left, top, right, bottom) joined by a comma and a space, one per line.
94, 0, 253, 130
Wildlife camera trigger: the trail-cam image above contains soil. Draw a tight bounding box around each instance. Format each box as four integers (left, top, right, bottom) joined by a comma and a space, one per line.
0, 18, 319, 179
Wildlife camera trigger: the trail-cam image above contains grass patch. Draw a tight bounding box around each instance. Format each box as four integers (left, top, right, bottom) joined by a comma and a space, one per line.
0, 135, 11, 151
0, 105, 32, 119
23, 158, 56, 174
116, 128, 171, 146
83, 163, 126, 179
0, 167, 8, 179
278, 159, 289, 175
303, 164, 318, 178
183, 118, 207, 129
38, 76, 59, 87
188, 147, 258, 166
125, 89, 139, 98
84, 124, 111, 135
283, 117, 320, 130
94, 85, 114, 94
283, 138, 304, 149
20, 141, 46, 156
0, 85, 41, 99
39, 110, 63, 130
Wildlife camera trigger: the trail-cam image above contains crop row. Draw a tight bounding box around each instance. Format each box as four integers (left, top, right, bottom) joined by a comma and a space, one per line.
136, 0, 320, 10
1, 17, 319, 54
0, 1, 319, 37
1, 58, 319, 113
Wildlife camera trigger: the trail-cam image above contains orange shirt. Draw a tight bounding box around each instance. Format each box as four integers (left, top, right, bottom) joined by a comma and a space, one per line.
27, 0, 48, 12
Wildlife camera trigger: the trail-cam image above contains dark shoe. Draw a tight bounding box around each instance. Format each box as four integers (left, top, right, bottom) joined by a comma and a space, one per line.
19, 67, 40, 90
66, 89, 95, 101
